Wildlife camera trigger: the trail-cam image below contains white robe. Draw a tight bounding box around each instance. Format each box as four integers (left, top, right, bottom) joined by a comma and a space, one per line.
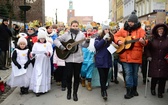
29, 42, 53, 93
7, 49, 33, 88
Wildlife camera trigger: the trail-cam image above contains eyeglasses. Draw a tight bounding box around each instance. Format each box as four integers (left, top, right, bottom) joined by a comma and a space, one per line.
28, 29, 33, 30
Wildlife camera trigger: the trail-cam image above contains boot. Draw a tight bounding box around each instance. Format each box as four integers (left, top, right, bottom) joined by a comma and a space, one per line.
133, 86, 139, 96
102, 91, 108, 100
86, 82, 92, 91
73, 93, 78, 101
20, 87, 25, 95
158, 93, 163, 98
73, 83, 79, 101
124, 87, 133, 99
81, 78, 85, 87
67, 89, 71, 100
151, 89, 156, 95
24, 87, 29, 94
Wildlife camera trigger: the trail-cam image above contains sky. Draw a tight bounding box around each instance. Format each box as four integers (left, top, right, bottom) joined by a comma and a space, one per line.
45, 0, 109, 24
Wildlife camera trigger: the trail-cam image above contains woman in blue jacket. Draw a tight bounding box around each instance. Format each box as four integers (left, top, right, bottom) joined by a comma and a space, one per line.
94, 25, 113, 100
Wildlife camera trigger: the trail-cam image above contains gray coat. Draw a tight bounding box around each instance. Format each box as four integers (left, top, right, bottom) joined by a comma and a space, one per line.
146, 24, 168, 78
54, 31, 89, 63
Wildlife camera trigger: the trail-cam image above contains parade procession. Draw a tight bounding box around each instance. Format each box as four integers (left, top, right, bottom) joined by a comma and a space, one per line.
0, 0, 168, 105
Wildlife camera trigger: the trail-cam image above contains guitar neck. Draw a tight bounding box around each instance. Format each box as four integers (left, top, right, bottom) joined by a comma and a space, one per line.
71, 38, 86, 47
125, 38, 139, 44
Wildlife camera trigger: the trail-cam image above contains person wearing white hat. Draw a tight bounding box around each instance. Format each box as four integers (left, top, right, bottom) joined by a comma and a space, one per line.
7, 36, 33, 95
29, 30, 53, 97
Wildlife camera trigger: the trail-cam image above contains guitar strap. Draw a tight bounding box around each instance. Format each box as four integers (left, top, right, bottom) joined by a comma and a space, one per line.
71, 33, 77, 40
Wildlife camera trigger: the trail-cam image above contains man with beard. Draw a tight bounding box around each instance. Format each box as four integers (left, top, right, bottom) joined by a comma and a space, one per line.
114, 10, 147, 99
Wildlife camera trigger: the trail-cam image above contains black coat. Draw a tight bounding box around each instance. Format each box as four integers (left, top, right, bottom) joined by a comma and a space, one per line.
0, 23, 12, 51
146, 24, 168, 78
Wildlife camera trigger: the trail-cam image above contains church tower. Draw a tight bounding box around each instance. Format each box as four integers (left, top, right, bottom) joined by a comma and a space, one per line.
67, 0, 75, 25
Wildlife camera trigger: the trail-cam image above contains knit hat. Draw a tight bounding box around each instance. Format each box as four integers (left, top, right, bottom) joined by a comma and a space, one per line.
37, 30, 47, 39
85, 24, 93, 31
17, 37, 27, 45
18, 33, 27, 38
102, 25, 110, 30
128, 10, 138, 23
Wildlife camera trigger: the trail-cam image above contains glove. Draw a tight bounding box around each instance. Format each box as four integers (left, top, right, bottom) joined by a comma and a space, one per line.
103, 33, 110, 40
59, 45, 66, 50
16, 64, 21, 69
24, 63, 29, 69
53, 63, 58, 69
147, 57, 152, 61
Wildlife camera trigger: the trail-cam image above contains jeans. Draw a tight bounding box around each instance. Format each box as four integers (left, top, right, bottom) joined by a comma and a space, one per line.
122, 63, 140, 87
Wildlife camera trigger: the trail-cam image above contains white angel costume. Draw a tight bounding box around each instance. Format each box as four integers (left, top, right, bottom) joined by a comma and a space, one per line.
29, 42, 53, 93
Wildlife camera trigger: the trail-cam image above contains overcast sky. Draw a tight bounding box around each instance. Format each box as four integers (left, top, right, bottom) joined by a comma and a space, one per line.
45, 0, 109, 24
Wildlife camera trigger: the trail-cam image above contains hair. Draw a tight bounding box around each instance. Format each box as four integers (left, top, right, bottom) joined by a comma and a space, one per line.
71, 20, 79, 26
46, 26, 52, 29
100, 30, 114, 43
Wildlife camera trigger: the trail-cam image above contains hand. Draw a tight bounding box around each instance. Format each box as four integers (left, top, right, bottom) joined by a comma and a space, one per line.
118, 40, 123, 45
24, 63, 29, 69
139, 38, 145, 45
53, 63, 58, 69
44, 52, 50, 57
103, 33, 110, 40
147, 57, 152, 61
59, 45, 66, 50
16, 64, 21, 69
30, 53, 35, 58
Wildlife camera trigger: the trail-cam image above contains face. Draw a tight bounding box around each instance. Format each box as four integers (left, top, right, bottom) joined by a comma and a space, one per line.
27, 28, 34, 34
3, 21, 9, 26
71, 23, 79, 30
19, 42, 26, 49
157, 28, 164, 35
86, 28, 92, 34
104, 28, 110, 34
39, 38, 45, 43
128, 21, 135, 27
47, 26, 53, 33
145, 26, 151, 31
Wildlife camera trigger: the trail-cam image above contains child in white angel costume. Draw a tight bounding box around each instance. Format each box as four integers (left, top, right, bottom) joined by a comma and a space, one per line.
29, 30, 53, 97
7, 36, 33, 95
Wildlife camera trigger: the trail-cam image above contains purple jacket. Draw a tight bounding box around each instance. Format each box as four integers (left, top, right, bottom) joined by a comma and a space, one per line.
94, 36, 112, 68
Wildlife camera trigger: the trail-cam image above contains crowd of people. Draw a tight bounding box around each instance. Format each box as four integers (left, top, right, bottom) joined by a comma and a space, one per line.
0, 10, 168, 102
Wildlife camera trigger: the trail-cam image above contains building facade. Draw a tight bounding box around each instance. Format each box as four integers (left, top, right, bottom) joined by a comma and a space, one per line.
67, 0, 93, 25
0, 0, 45, 25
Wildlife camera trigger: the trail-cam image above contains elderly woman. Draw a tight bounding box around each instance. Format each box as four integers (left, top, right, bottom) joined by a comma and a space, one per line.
146, 23, 168, 98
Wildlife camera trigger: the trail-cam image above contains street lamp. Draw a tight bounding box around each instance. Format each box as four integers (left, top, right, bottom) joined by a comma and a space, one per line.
19, 0, 36, 32
55, 8, 58, 24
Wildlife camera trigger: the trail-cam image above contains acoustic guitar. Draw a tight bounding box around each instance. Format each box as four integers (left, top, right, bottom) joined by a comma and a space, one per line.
116, 35, 151, 54
56, 38, 86, 59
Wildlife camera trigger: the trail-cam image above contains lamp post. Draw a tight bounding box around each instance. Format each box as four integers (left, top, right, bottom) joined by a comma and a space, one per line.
19, 0, 31, 32
55, 8, 58, 24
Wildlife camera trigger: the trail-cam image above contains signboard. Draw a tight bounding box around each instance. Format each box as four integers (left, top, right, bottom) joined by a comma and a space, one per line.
153, 0, 166, 12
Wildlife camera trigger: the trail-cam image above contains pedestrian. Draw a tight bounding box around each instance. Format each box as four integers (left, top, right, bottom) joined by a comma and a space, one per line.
29, 30, 53, 97
0, 18, 12, 70
81, 23, 95, 91
114, 10, 146, 99
146, 23, 168, 98
94, 25, 114, 100
7, 36, 33, 95
53, 50, 66, 91
54, 20, 89, 101
141, 22, 152, 84
46, 25, 57, 79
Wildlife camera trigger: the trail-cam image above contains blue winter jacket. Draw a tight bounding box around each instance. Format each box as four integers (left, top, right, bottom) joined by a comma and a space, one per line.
94, 36, 112, 68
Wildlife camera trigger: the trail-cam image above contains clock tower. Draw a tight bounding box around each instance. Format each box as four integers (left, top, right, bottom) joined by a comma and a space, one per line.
67, 0, 75, 25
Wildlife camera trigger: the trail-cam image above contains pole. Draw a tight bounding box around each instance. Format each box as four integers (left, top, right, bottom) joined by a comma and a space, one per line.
55, 8, 57, 24
24, 0, 26, 32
